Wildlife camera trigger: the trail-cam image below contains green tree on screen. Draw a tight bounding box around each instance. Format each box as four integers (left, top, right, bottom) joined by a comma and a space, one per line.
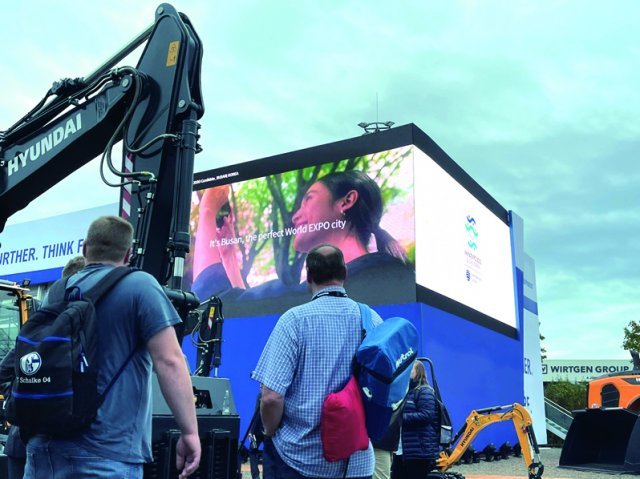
228, 182, 271, 287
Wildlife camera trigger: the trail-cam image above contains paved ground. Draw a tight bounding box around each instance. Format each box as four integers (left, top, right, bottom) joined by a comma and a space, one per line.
240, 447, 629, 478
445, 447, 627, 479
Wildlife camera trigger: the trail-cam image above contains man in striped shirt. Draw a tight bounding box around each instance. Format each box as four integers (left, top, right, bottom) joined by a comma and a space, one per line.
252, 244, 382, 479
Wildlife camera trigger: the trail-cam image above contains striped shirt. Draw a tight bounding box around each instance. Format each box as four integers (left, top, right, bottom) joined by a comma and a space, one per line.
252, 286, 382, 477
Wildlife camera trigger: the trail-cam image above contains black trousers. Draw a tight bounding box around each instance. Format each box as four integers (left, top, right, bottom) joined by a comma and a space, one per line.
391, 455, 435, 479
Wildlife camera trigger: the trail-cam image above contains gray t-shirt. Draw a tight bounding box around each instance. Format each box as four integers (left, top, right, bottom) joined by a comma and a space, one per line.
44, 263, 181, 463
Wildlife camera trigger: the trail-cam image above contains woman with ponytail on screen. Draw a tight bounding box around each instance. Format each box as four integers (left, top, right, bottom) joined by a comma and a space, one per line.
290, 170, 407, 266
191, 169, 414, 315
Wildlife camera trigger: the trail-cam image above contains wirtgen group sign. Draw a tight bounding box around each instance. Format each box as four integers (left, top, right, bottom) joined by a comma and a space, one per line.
542, 359, 633, 383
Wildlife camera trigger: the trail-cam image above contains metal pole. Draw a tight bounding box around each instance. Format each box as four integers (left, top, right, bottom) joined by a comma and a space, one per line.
83, 24, 154, 85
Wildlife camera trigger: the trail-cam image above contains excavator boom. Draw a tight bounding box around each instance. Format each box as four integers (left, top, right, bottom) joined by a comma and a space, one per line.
0, 3, 203, 292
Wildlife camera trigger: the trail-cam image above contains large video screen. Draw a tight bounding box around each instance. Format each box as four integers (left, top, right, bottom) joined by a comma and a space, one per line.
414, 149, 517, 329
186, 146, 416, 318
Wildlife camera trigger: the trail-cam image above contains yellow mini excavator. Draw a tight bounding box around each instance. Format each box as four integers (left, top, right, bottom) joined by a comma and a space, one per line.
433, 403, 544, 479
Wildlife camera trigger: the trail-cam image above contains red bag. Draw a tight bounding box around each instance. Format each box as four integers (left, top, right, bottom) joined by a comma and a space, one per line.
320, 375, 369, 462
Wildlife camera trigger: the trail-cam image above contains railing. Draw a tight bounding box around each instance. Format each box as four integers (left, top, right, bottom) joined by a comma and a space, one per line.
544, 397, 573, 440
0, 327, 13, 359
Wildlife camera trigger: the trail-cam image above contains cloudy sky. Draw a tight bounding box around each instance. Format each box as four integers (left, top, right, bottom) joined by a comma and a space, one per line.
1, 1, 638, 359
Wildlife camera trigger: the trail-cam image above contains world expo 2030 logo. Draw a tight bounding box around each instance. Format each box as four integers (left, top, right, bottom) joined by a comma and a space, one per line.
465, 215, 478, 250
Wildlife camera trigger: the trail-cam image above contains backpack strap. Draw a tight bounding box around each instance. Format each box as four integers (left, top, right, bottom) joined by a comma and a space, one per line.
352, 303, 374, 383
83, 266, 135, 304
338, 304, 373, 476
357, 302, 374, 337
47, 276, 71, 303
98, 346, 139, 404
423, 358, 445, 408
422, 358, 453, 444
81, 266, 137, 403
342, 456, 351, 479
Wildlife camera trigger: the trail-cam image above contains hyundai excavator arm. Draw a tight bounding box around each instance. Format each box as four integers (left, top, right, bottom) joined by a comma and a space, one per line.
437, 403, 544, 479
0, 3, 203, 295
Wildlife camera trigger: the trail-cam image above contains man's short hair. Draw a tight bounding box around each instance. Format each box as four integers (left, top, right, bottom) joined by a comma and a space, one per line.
306, 244, 346, 285
62, 256, 85, 277
84, 216, 133, 263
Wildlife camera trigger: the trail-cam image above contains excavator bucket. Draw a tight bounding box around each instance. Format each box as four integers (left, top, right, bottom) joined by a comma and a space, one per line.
560, 408, 640, 473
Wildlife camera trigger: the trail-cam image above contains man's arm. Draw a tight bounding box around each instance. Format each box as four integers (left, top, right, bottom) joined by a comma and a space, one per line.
260, 385, 284, 437
148, 326, 201, 478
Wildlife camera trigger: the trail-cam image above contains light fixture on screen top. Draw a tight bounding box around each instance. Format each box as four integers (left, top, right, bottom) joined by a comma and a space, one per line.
357, 121, 395, 135
358, 92, 394, 135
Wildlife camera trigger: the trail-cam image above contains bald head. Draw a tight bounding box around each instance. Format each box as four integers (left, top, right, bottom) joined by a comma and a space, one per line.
306, 244, 347, 287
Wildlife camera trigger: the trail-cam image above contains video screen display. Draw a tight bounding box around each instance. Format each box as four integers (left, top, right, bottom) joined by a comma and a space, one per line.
414, 149, 517, 329
186, 146, 416, 318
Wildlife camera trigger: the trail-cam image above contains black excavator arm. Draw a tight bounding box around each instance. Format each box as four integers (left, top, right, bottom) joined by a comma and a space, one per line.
0, 3, 203, 293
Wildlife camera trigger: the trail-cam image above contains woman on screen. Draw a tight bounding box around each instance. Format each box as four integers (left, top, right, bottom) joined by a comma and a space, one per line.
291, 170, 407, 264
191, 169, 413, 310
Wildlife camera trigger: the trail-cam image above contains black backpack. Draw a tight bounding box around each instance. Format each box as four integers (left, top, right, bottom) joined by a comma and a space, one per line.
5, 266, 134, 437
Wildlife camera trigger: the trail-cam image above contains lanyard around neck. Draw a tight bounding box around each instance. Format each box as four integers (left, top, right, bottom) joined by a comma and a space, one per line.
313, 290, 348, 300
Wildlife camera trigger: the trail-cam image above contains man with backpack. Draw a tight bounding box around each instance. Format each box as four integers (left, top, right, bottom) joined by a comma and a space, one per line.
19, 215, 200, 478
252, 244, 383, 479
1, 255, 86, 479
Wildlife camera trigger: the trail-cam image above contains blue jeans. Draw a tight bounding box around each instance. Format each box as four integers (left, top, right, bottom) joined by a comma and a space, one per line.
25, 436, 143, 479
263, 437, 372, 479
